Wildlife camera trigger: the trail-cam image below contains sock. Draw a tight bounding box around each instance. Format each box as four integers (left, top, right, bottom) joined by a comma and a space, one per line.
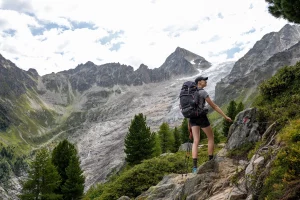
209, 155, 214, 160
193, 158, 197, 168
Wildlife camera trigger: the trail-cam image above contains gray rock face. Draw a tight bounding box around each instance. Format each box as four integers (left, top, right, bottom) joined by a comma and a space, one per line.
136, 174, 187, 200
178, 143, 193, 152
241, 121, 280, 198
0, 54, 37, 97
41, 47, 211, 94
160, 47, 211, 76
215, 24, 300, 105
226, 108, 262, 150
0, 54, 40, 131
0, 176, 22, 200
27, 68, 39, 78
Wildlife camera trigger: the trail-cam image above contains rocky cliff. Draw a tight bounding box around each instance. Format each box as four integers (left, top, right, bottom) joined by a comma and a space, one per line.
0, 54, 37, 97
215, 24, 300, 105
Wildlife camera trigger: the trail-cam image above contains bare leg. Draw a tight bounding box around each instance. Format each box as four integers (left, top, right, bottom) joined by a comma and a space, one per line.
201, 126, 214, 156
191, 126, 200, 158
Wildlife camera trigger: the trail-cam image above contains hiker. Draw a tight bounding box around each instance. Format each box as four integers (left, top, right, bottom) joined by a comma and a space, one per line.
190, 76, 232, 174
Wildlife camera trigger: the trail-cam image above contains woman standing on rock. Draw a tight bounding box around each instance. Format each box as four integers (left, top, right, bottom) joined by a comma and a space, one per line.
190, 76, 232, 174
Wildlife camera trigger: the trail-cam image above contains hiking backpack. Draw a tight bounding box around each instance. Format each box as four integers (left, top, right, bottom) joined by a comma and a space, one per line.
179, 81, 207, 118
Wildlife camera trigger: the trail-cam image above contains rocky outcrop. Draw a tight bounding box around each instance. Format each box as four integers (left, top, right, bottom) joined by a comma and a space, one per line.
244, 126, 279, 199
226, 108, 262, 150
27, 68, 39, 78
136, 155, 249, 200
0, 176, 22, 200
215, 24, 300, 105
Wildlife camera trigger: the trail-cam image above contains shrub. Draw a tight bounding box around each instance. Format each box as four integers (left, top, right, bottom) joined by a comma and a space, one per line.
227, 142, 255, 160
259, 119, 300, 200
254, 62, 300, 127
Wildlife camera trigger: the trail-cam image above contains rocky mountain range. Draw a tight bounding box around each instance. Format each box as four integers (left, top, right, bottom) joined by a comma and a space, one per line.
0, 46, 228, 198
215, 24, 300, 105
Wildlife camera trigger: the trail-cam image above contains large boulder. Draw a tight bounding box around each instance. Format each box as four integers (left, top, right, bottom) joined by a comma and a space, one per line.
226, 108, 262, 150
178, 142, 193, 151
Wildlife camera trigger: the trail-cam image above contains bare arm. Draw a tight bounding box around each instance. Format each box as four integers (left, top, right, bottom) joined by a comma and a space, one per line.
205, 97, 232, 122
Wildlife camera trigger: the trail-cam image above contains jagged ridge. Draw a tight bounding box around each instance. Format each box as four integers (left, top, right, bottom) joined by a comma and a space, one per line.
215, 24, 300, 105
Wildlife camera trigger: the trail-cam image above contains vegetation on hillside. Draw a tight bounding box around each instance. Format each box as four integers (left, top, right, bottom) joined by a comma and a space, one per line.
260, 119, 300, 200
84, 145, 222, 200
254, 62, 300, 127
19, 140, 85, 200
210, 62, 300, 199
252, 62, 300, 199
0, 145, 28, 187
158, 122, 174, 153
19, 148, 62, 200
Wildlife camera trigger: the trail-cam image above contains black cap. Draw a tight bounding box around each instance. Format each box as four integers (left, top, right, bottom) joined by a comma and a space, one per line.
195, 76, 208, 83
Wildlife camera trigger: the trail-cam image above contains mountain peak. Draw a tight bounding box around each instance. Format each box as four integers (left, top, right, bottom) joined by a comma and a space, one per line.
280, 23, 293, 31
175, 46, 187, 53
278, 23, 300, 37
163, 47, 211, 71
27, 68, 39, 77
138, 64, 149, 70
84, 61, 96, 66
174, 47, 196, 57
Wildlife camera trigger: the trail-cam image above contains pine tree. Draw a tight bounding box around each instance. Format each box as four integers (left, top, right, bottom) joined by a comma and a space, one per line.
158, 122, 174, 153
124, 113, 155, 165
265, 0, 300, 24
222, 100, 237, 137
61, 155, 85, 200
152, 133, 162, 157
52, 139, 84, 198
181, 118, 190, 143
19, 148, 62, 200
173, 127, 181, 153
236, 102, 244, 116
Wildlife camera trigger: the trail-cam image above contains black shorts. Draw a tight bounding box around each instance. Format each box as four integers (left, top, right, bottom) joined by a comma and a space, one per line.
189, 115, 210, 128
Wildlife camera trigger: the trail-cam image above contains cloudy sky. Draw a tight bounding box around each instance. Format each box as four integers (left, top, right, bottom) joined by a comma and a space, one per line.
0, 0, 289, 75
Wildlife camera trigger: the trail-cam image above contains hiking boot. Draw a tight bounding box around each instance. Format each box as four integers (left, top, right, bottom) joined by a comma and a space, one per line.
192, 167, 198, 174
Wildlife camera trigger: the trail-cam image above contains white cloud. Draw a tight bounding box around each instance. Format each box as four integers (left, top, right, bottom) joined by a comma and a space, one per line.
0, 0, 290, 75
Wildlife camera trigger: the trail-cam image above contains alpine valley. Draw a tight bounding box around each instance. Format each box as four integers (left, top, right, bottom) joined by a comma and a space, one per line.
0, 24, 300, 199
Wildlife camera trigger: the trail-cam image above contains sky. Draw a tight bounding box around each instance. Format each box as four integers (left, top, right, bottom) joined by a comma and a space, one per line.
0, 0, 289, 76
